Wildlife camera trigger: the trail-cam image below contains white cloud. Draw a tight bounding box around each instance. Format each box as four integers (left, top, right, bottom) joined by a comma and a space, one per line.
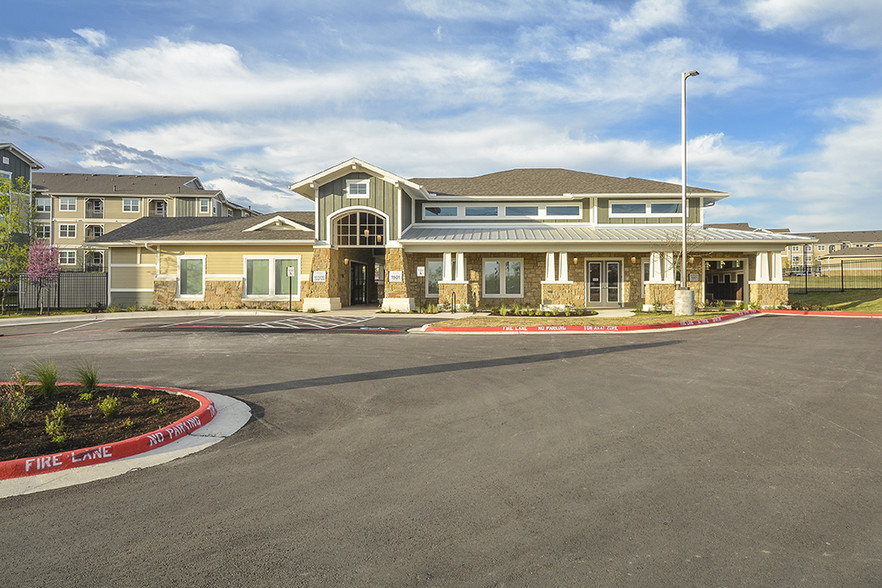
746, 0, 882, 48
72, 28, 108, 48
610, 0, 685, 38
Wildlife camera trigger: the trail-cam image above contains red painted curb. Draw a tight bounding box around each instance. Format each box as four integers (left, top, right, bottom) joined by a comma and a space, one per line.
422, 310, 758, 333
757, 309, 882, 318
0, 384, 216, 480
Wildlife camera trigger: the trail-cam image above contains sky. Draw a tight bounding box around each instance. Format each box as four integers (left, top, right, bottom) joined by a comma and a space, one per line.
2, 0, 882, 231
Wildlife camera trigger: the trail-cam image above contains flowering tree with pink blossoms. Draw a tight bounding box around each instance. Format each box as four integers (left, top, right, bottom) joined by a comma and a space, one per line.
26, 240, 61, 315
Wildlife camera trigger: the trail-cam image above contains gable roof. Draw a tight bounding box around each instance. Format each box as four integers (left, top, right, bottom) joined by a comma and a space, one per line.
410, 168, 727, 199
0, 143, 44, 170
32, 172, 221, 198
706, 222, 791, 233
289, 158, 427, 200
90, 211, 315, 245
787, 229, 882, 244
820, 246, 882, 259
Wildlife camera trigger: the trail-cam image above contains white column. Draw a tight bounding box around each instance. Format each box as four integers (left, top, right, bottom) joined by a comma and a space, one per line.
455, 252, 465, 281
545, 252, 556, 282
442, 252, 453, 282
663, 252, 675, 282
755, 252, 770, 281
771, 252, 783, 281
650, 252, 662, 281
558, 252, 568, 282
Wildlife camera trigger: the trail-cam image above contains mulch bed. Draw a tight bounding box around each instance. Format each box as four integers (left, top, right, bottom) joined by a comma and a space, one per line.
0, 385, 199, 462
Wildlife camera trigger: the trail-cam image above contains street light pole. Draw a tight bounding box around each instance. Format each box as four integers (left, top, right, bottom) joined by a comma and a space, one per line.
676, 69, 699, 315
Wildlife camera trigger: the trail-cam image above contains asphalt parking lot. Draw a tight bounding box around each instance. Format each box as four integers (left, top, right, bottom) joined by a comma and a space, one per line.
1, 314, 880, 586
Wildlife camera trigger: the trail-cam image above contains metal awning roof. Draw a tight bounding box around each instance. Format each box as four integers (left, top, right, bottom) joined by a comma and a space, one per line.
399, 225, 815, 244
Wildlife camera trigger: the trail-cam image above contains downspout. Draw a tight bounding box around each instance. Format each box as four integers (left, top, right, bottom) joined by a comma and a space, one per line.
142, 242, 160, 277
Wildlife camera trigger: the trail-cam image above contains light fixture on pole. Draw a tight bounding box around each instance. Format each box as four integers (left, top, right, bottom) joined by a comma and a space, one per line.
676, 69, 699, 315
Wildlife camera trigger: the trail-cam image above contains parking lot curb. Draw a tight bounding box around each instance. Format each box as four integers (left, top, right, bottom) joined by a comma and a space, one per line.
757, 309, 882, 318
418, 310, 759, 333
0, 385, 216, 480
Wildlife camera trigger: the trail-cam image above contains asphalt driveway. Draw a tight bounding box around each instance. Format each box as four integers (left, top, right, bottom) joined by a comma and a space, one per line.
1, 315, 879, 586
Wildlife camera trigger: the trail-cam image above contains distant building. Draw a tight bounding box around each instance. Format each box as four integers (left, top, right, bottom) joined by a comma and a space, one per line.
32, 172, 256, 272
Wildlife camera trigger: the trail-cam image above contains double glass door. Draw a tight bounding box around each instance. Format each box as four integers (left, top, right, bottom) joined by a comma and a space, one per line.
586, 260, 621, 306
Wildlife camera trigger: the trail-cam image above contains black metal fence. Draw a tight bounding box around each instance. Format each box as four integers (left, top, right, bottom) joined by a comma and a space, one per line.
788, 258, 882, 294
8, 272, 108, 311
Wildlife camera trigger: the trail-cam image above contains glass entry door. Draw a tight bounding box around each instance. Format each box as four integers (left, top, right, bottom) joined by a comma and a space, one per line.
350, 261, 367, 305
586, 260, 622, 306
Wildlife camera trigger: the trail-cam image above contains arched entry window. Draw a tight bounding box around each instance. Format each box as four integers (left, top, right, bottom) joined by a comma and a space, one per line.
335, 211, 385, 247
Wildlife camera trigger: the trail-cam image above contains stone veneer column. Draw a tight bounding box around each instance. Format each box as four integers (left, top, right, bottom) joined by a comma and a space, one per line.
382, 247, 414, 311
302, 247, 342, 311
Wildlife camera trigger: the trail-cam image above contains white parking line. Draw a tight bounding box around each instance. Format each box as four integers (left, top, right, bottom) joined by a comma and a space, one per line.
53, 320, 106, 334
242, 315, 376, 330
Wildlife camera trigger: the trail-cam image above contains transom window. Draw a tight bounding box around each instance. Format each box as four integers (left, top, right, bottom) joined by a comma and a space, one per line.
505, 205, 539, 217
610, 201, 683, 217
335, 211, 385, 246
422, 203, 582, 220
483, 259, 523, 297
59, 197, 77, 211
123, 198, 140, 212
245, 257, 300, 298
346, 179, 370, 199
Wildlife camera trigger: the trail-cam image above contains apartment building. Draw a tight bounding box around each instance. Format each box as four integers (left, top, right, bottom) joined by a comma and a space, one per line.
32, 172, 256, 271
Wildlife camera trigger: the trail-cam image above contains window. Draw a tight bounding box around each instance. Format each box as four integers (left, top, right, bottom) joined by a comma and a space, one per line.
650, 202, 682, 214
245, 257, 300, 298
59, 224, 76, 238
85, 225, 103, 240
546, 205, 580, 217
829, 245, 836, 252
200, 199, 210, 214
179, 257, 205, 298
483, 259, 522, 297
817, 245, 825, 251
505, 205, 539, 217
59, 197, 77, 211
791, 246, 800, 252
85, 251, 104, 272
35, 198, 51, 213
346, 179, 369, 198
424, 206, 458, 218
335, 211, 385, 246
465, 206, 498, 217
227, 209, 233, 217
610, 202, 646, 215
123, 198, 140, 212
36, 224, 51, 239
426, 260, 443, 297
59, 250, 76, 265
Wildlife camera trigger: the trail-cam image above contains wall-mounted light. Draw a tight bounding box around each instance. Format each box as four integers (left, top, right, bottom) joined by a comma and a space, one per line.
344, 258, 349, 265
630, 256, 637, 263
572, 257, 578, 263
688, 256, 695, 263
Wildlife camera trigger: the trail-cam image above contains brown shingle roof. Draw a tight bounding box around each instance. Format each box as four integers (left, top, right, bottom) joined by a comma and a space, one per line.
410, 168, 725, 197
91, 212, 314, 244
788, 230, 882, 244
33, 172, 219, 197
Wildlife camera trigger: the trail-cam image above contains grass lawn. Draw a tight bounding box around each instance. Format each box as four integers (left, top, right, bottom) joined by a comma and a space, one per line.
427, 312, 734, 328
789, 289, 882, 312
0, 309, 92, 320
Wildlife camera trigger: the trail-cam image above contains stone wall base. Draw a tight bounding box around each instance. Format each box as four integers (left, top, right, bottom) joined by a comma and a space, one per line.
382, 297, 415, 312
302, 297, 342, 311
749, 282, 789, 308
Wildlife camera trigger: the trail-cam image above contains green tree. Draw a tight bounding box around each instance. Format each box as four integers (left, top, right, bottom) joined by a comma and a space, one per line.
0, 175, 36, 314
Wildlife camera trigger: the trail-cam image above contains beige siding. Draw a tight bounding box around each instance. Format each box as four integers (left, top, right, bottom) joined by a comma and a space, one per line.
157, 245, 314, 276
110, 266, 155, 290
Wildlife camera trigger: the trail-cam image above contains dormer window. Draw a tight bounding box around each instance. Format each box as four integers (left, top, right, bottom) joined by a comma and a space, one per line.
346, 179, 369, 199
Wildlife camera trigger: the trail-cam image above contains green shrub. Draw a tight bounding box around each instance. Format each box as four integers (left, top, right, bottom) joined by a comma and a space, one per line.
0, 375, 32, 426
122, 419, 134, 429
76, 360, 100, 393
45, 415, 65, 440
131, 391, 139, 399
307, 308, 317, 313
31, 359, 58, 398
97, 395, 121, 417
106, 304, 121, 313
148, 397, 161, 405
715, 299, 725, 310
126, 304, 138, 312
50, 401, 70, 420
79, 392, 93, 401
157, 407, 167, 415
497, 304, 509, 316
